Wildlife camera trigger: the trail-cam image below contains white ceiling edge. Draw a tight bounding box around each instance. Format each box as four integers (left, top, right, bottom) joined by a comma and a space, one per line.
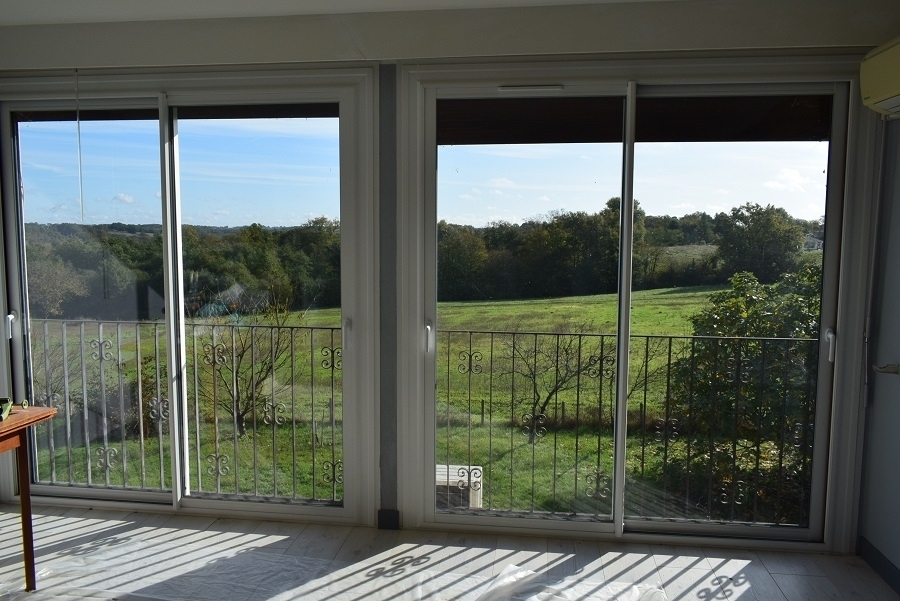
0, 0, 686, 27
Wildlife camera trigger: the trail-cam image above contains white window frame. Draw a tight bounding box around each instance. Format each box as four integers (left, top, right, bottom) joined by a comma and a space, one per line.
397, 56, 875, 550
0, 66, 379, 526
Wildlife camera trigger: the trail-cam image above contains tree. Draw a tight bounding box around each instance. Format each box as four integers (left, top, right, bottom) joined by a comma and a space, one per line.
500, 322, 614, 443
437, 221, 489, 301
195, 296, 297, 437
714, 203, 804, 284
665, 264, 822, 523
678, 212, 715, 245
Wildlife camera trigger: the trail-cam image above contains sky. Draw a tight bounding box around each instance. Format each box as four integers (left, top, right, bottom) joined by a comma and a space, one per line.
16, 117, 828, 229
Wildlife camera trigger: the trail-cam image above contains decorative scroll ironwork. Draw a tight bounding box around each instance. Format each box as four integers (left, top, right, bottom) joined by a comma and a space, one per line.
96, 447, 118, 469
321, 347, 342, 371
38, 392, 60, 407
458, 351, 483, 375
586, 472, 612, 499
263, 400, 286, 426
586, 354, 615, 379
206, 453, 230, 476
203, 343, 228, 366
717, 480, 748, 505
521, 413, 547, 441
456, 466, 483, 491
790, 422, 814, 448
654, 418, 679, 442
324, 460, 344, 484
90, 339, 113, 361
725, 356, 753, 384
149, 397, 169, 422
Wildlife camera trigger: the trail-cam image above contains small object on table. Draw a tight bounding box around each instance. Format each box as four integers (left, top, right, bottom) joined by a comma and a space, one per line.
0, 398, 11, 421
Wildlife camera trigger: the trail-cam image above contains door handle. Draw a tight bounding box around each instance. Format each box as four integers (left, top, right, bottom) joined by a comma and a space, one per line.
425, 320, 434, 353
342, 318, 351, 352
825, 328, 836, 363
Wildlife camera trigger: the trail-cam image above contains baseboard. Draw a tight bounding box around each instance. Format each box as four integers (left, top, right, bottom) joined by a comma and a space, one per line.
377, 508, 400, 530
859, 536, 900, 595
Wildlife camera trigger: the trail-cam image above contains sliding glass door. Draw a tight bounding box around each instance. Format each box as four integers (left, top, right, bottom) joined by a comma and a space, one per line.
624, 95, 838, 535
4, 70, 376, 520
15, 111, 172, 494
174, 105, 347, 503
422, 86, 842, 539
431, 97, 624, 519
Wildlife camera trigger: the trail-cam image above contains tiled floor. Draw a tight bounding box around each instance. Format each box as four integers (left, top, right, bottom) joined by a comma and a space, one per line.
0, 505, 898, 600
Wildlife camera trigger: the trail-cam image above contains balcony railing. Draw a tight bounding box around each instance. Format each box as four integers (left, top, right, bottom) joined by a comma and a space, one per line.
434, 329, 817, 526
28, 319, 816, 526
29, 319, 343, 504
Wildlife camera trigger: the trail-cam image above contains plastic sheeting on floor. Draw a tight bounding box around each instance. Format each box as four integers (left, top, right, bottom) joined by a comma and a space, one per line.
1, 542, 667, 601
476, 565, 666, 601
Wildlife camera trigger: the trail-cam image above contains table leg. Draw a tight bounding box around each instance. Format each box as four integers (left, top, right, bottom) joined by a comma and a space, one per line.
17, 430, 36, 592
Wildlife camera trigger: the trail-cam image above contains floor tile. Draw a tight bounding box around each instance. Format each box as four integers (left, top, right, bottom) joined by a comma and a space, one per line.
757, 550, 827, 576
658, 566, 725, 601
772, 573, 844, 601
707, 550, 788, 601
2, 506, 899, 601
598, 542, 661, 586
283, 523, 352, 560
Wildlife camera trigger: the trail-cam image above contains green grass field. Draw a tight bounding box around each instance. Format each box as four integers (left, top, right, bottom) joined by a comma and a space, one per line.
34, 283, 816, 524
437, 285, 723, 336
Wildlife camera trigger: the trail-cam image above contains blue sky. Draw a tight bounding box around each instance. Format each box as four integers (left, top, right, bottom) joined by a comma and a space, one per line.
438, 141, 828, 227
17, 118, 340, 228
17, 118, 828, 228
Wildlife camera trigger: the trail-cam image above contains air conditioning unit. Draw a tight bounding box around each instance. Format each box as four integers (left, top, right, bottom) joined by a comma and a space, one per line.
861, 36, 900, 116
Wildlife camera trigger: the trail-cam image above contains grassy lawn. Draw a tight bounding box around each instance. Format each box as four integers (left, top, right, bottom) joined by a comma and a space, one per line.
437, 285, 722, 336
32, 284, 816, 524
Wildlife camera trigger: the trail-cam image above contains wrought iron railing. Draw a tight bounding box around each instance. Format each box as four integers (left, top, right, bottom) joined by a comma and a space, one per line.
28, 320, 816, 525
434, 330, 818, 526
28, 319, 343, 504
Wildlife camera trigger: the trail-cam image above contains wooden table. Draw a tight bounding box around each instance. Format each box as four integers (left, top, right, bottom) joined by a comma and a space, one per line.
0, 406, 56, 591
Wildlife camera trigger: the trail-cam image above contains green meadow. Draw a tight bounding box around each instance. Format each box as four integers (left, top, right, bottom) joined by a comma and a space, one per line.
37, 283, 812, 523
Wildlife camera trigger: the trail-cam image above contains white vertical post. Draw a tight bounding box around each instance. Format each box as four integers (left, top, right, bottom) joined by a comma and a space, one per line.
613, 81, 637, 537
159, 95, 189, 506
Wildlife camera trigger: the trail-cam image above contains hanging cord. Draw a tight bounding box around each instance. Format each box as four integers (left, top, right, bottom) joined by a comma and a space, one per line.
75, 69, 85, 222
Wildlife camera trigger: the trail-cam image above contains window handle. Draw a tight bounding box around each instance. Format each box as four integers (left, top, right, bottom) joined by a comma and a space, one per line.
342, 318, 351, 353
6, 313, 15, 340
426, 321, 434, 353
825, 328, 836, 363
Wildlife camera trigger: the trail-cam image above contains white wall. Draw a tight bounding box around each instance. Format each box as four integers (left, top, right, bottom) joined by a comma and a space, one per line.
861, 119, 900, 577
0, 0, 898, 71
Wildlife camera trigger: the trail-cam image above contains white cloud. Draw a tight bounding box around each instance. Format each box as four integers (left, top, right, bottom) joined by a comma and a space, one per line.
459, 193, 474, 200
180, 117, 339, 139
113, 193, 136, 204
765, 168, 810, 192
488, 177, 516, 188
537, 195, 551, 202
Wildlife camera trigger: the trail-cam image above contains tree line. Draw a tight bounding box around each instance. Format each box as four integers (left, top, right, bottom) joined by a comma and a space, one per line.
25, 200, 821, 320
439, 199, 821, 301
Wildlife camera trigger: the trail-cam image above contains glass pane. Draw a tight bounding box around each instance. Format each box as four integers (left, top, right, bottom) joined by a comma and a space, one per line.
626, 136, 829, 526
176, 111, 344, 503
435, 115, 623, 518
18, 116, 171, 491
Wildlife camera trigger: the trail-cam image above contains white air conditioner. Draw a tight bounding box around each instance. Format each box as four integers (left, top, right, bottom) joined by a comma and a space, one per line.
861, 35, 900, 116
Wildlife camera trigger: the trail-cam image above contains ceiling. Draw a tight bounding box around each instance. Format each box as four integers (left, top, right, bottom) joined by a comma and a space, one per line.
0, 0, 676, 27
